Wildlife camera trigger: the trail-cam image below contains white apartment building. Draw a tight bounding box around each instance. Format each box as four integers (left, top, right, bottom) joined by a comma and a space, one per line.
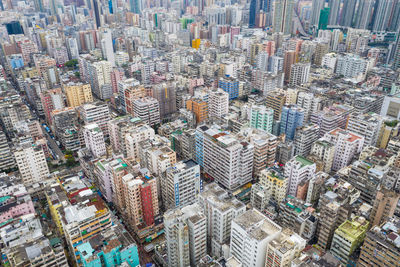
321, 53, 337, 70
209, 89, 229, 118
83, 123, 106, 158
250, 105, 274, 133
115, 51, 129, 67
230, 209, 282, 267
346, 112, 383, 148
198, 183, 246, 257
285, 155, 316, 196
164, 203, 207, 267
296, 91, 321, 121
203, 127, 254, 190
294, 123, 320, 157
163, 160, 201, 209
335, 54, 368, 78
100, 30, 115, 66
256, 52, 269, 71
132, 97, 160, 126
289, 63, 310, 86
89, 61, 112, 100
79, 101, 111, 136
323, 128, 364, 171
265, 229, 306, 267
125, 124, 155, 161
310, 139, 336, 173
14, 144, 50, 184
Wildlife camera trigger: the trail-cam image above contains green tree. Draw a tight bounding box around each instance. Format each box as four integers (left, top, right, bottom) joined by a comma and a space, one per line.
65, 59, 78, 68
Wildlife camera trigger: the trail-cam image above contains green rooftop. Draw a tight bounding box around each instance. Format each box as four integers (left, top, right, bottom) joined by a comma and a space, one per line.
0, 196, 11, 203
295, 155, 314, 167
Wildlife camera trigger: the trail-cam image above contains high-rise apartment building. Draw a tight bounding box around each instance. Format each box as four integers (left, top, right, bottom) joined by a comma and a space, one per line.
354, 0, 374, 29
266, 90, 286, 121
309, 139, 335, 173
285, 155, 316, 196
107, 115, 145, 156
323, 129, 364, 171
151, 83, 177, 117
283, 50, 296, 82
198, 183, 246, 257
289, 63, 310, 86
230, 209, 282, 267
273, 0, 294, 34
202, 127, 253, 190
40, 88, 65, 125
359, 218, 400, 267
346, 112, 383, 148
14, 144, 50, 184
311, 104, 353, 137
317, 188, 355, 250
328, 0, 340, 25
265, 228, 306, 267
311, 0, 325, 27
0, 132, 15, 171
83, 123, 106, 158
259, 167, 288, 204
280, 105, 305, 141
209, 89, 229, 118
218, 77, 239, 100
163, 160, 201, 209
125, 124, 155, 161
369, 188, 399, 227
330, 217, 369, 264
294, 123, 320, 157
372, 0, 395, 32
164, 203, 207, 267
121, 172, 159, 227
335, 54, 368, 78
89, 61, 112, 100
248, 129, 278, 174
100, 29, 115, 66
79, 101, 111, 136
186, 98, 208, 124
296, 92, 321, 121
250, 105, 274, 133
51, 108, 80, 151
132, 97, 160, 126
117, 79, 142, 113
64, 82, 93, 107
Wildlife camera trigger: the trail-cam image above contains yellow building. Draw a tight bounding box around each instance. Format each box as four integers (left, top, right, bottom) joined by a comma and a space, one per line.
259, 167, 288, 204
21, 67, 39, 78
192, 39, 201, 49
46, 183, 68, 235
64, 82, 93, 107
330, 216, 369, 264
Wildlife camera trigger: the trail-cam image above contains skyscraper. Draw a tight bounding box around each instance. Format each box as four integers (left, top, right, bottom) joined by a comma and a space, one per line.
93, 0, 101, 28
339, 0, 357, 27
328, 0, 341, 25
372, 0, 395, 32
249, 0, 272, 27
354, 0, 374, 29
310, 0, 325, 27
318, 7, 330, 30
33, 0, 44, 12
130, 0, 141, 14
273, 0, 294, 34
50, 0, 58, 16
